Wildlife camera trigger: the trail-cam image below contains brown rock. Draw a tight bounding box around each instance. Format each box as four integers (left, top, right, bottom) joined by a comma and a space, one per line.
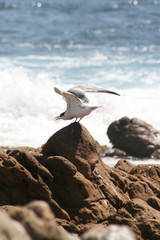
0, 123, 160, 240
114, 159, 134, 173
107, 117, 160, 157
105, 148, 127, 157
108, 161, 160, 240
0, 148, 69, 220
42, 122, 129, 213
147, 196, 160, 211
151, 148, 160, 158
128, 181, 154, 200
43, 155, 116, 223
108, 198, 160, 240
96, 141, 111, 156
130, 164, 160, 191
42, 122, 101, 179
0, 147, 9, 159
125, 198, 160, 240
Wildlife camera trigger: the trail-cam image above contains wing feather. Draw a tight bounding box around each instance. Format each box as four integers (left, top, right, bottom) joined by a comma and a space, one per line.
62, 91, 83, 109
76, 86, 120, 96
54, 86, 120, 106
68, 86, 120, 103
54, 87, 63, 96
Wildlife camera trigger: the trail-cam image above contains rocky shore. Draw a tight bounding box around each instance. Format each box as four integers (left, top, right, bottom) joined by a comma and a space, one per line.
0, 118, 160, 240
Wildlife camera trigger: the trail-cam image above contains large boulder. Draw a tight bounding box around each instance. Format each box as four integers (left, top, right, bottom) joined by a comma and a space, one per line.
107, 117, 160, 158
41, 123, 119, 225
42, 122, 101, 179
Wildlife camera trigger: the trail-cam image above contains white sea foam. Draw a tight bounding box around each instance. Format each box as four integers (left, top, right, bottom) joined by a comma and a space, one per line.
103, 157, 160, 168
0, 58, 160, 148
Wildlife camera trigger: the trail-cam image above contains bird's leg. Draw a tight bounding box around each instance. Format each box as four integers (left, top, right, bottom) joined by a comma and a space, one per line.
75, 118, 77, 122
78, 118, 82, 122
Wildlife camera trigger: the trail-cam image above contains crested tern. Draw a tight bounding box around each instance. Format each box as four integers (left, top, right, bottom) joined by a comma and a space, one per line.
54, 86, 120, 122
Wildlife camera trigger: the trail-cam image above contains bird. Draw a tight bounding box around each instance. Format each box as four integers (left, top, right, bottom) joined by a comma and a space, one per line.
54, 86, 120, 122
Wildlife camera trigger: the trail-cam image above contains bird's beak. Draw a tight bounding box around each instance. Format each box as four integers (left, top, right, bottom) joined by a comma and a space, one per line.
54, 116, 61, 120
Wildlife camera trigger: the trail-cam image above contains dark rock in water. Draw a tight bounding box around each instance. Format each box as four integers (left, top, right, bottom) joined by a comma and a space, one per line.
105, 148, 127, 157
107, 116, 160, 158
151, 148, 160, 159
96, 141, 111, 156
0, 123, 160, 240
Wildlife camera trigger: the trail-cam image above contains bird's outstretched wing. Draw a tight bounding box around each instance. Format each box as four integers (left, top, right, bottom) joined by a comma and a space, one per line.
54, 86, 120, 104
68, 86, 120, 103
68, 87, 90, 103
54, 87, 82, 107
54, 87, 63, 96
62, 91, 83, 109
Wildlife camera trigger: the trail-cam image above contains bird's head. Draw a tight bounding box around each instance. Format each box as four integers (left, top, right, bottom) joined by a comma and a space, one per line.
54, 111, 65, 120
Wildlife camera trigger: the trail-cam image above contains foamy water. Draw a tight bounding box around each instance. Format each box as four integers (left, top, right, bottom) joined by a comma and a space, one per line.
103, 157, 160, 168
0, 57, 160, 148
0, 0, 160, 154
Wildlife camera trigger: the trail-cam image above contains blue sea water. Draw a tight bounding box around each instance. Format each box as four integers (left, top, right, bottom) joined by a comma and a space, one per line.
0, 0, 160, 150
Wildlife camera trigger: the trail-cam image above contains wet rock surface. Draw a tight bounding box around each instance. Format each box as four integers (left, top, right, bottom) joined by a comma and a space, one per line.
0, 122, 160, 240
107, 117, 160, 158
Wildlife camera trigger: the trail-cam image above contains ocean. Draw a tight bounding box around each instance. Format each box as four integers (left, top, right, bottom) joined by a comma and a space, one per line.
0, 0, 160, 165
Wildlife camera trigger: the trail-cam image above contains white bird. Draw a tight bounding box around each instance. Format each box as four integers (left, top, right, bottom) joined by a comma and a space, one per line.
54, 86, 120, 122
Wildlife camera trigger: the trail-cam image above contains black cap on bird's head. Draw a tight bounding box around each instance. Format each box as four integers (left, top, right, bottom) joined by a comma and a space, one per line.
54, 111, 66, 120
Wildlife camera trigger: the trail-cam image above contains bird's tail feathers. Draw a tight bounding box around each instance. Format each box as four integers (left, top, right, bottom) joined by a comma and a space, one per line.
90, 106, 102, 110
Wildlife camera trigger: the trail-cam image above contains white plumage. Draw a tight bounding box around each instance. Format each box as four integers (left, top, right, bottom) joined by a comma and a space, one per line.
54, 86, 120, 122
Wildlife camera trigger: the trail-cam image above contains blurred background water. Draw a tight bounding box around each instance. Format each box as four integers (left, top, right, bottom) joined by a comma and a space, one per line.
0, 0, 160, 156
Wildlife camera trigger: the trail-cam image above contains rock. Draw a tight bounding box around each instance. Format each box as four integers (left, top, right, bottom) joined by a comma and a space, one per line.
0, 147, 9, 159
0, 123, 160, 240
147, 196, 160, 211
0, 147, 69, 220
81, 224, 136, 240
125, 199, 160, 240
0, 211, 31, 240
107, 117, 160, 158
43, 156, 104, 209
130, 164, 160, 190
114, 159, 134, 173
128, 181, 154, 200
105, 148, 127, 157
151, 148, 160, 159
8, 201, 80, 240
110, 161, 160, 240
96, 141, 111, 156
42, 122, 101, 179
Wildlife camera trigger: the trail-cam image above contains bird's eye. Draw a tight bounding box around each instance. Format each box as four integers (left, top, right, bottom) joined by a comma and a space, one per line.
60, 112, 65, 117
